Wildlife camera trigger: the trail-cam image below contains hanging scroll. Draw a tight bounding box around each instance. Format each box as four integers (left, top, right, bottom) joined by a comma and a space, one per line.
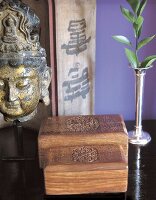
55, 0, 96, 115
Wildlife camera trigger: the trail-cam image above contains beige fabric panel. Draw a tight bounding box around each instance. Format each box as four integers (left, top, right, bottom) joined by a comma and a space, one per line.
55, 0, 96, 115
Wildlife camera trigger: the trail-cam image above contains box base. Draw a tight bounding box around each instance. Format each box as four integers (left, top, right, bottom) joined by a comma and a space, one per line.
44, 193, 126, 199
44, 165, 128, 195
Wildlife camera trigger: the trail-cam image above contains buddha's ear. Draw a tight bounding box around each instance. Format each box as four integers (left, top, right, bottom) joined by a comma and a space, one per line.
40, 66, 51, 106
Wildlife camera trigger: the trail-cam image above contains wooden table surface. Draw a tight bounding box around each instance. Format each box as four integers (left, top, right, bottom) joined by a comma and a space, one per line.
0, 120, 156, 200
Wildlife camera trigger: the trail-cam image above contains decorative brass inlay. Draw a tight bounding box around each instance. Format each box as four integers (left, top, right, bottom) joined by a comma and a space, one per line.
66, 116, 100, 132
0, 0, 51, 122
72, 146, 98, 163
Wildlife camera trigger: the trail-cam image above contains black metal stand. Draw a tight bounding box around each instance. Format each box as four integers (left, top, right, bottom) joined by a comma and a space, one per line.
1, 120, 34, 161
0, 120, 42, 200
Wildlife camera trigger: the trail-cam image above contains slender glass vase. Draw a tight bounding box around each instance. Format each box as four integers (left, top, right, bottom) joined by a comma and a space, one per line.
128, 69, 151, 145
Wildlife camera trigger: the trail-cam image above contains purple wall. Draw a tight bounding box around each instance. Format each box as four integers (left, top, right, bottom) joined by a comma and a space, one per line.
95, 0, 156, 120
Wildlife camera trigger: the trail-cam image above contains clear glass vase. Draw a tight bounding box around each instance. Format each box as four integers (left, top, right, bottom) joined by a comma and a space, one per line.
128, 69, 151, 145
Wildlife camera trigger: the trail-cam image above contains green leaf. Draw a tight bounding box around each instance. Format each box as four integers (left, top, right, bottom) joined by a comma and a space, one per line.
120, 6, 135, 23
137, 0, 147, 16
141, 55, 156, 68
126, 0, 140, 14
137, 35, 156, 50
112, 35, 132, 46
133, 16, 144, 38
125, 48, 139, 68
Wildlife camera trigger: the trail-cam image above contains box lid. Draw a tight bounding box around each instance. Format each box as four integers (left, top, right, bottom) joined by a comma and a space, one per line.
38, 115, 128, 169
39, 115, 127, 147
39, 144, 127, 169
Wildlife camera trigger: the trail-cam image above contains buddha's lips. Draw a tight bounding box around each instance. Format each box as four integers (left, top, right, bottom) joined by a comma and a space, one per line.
5, 102, 20, 109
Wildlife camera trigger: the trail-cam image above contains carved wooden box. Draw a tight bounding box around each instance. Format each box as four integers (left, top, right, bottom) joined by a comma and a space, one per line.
38, 115, 128, 195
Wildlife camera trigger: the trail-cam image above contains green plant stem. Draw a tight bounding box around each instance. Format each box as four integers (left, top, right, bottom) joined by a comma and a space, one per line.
135, 37, 138, 60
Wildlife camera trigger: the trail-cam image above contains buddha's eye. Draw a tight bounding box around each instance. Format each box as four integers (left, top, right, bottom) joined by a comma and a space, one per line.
0, 80, 5, 90
16, 79, 30, 89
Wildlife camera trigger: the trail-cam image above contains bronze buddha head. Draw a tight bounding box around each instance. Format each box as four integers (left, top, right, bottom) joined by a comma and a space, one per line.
0, 0, 51, 122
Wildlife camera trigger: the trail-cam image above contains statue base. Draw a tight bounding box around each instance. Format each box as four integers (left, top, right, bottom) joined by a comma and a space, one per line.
0, 121, 37, 161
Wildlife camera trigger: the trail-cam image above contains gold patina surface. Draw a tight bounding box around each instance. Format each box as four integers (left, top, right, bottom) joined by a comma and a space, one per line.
0, 65, 40, 121
0, 0, 51, 122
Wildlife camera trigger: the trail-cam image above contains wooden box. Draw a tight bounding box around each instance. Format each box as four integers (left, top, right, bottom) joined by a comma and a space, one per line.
38, 115, 128, 195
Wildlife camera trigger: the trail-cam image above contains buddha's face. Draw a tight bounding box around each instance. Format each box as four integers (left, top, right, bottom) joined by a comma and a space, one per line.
0, 65, 40, 121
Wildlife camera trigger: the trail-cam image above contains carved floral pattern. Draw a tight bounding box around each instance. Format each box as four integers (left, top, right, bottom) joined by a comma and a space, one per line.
66, 116, 100, 132
72, 146, 98, 163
